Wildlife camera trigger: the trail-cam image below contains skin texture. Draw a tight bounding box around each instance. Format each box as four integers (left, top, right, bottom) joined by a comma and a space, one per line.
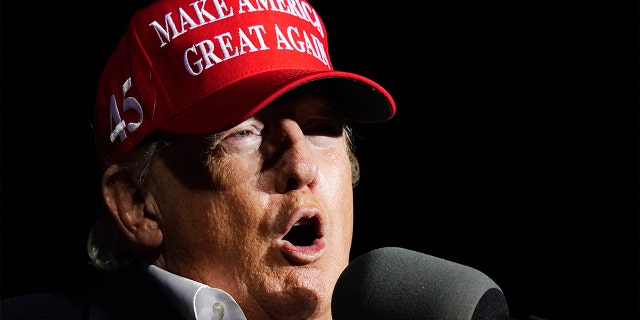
101, 92, 354, 320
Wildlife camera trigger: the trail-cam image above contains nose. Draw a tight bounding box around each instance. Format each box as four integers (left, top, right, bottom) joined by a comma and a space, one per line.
274, 119, 319, 193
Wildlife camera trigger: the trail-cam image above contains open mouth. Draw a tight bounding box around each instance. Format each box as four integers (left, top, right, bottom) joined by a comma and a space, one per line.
282, 216, 320, 247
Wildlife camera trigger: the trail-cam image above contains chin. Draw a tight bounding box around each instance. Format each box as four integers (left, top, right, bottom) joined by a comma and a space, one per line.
255, 269, 334, 320
263, 285, 330, 320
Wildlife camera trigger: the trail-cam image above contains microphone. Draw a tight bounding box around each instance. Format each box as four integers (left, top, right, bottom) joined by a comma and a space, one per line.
332, 247, 516, 320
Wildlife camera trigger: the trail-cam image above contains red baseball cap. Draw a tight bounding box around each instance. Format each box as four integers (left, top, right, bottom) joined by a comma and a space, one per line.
93, 0, 396, 166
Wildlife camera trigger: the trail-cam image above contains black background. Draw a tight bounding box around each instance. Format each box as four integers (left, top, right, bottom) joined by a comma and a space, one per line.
1, 1, 638, 319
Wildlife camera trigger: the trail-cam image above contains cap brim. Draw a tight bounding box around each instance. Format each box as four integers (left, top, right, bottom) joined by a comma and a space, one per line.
158, 69, 396, 135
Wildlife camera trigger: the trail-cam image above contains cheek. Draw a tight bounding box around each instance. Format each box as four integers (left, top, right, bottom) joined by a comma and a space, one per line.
150, 157, 264, 243
319, 151, 354, 230
325, 149, 355, 197
336, 184, 354, 237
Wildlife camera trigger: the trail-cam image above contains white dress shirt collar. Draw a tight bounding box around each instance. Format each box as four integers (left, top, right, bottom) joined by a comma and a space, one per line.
146, 264, 247, 320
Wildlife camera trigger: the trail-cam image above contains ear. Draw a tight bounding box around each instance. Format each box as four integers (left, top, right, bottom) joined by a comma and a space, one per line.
102, 164, 163, 248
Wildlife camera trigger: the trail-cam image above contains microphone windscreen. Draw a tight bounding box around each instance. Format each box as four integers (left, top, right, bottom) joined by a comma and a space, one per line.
331, 247, 510, 320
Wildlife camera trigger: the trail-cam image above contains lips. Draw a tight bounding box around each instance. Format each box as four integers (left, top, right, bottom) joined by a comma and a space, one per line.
279, 210, 325, 264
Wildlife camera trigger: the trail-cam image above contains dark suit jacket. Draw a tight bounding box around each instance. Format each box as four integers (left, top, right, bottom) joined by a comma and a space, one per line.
1, 265, 184, 320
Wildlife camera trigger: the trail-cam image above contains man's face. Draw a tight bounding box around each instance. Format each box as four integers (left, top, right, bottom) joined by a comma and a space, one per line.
143, 91, 354, 319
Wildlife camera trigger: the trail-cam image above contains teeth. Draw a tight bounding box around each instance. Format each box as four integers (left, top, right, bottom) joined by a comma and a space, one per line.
295, 217, 315, 225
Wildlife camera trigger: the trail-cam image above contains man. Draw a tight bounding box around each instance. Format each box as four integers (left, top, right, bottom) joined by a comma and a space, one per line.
1, 0, 395, 319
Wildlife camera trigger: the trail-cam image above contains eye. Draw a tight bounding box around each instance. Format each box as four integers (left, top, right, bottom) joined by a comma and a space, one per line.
303, 120, 344, 149
302, 120, 343, 137
231, 129, 255, 138
214, 120, 264, 154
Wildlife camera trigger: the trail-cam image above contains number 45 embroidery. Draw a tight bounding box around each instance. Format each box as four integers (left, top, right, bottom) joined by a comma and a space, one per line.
109, 77, 143, 143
